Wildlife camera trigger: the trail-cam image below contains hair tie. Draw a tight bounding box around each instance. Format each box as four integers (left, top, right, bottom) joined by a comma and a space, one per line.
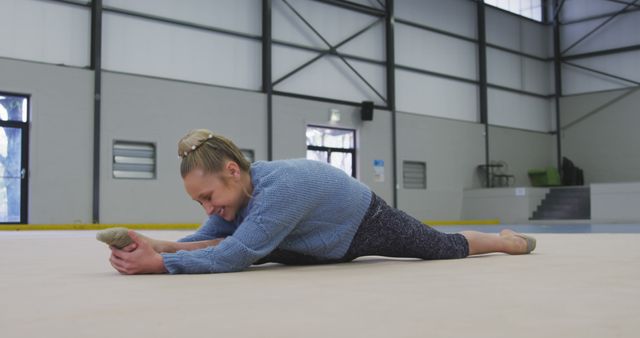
180, 134, 213, 159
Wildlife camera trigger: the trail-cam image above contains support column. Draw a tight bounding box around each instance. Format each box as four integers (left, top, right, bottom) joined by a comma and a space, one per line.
386, 0, 397, 207
553, 0, 563, 171
477, 0, 490, 187
262, 0, 273, 161
91, 0, 102, 223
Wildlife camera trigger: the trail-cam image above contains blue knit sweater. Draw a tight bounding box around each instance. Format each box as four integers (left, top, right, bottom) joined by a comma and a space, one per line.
161, 159, 372, 274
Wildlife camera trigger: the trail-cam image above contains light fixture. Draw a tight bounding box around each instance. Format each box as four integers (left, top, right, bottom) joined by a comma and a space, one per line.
329, 108, 341, 123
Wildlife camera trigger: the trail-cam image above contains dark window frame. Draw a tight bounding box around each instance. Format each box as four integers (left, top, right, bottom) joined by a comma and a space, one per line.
306, 125, 357, 178
0, 91, 31, 224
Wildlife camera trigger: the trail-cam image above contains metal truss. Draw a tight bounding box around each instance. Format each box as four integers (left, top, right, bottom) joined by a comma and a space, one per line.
277, 0, 388, 104
556, 0, 640, 91
550, 0, 640, 171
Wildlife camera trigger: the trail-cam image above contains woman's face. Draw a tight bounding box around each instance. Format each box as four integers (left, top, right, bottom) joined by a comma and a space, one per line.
183, 162, 249, 222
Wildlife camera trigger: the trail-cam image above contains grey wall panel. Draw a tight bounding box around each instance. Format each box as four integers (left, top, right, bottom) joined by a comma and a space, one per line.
0, 0, 90, 67
563, 50, 640, 96
100, 72, 267, 224
561, 11, 640, 56
520, 19, 551, 58
273, 52, 387, 105
396, 70, 479, 122
346, 0, 385, 9
273, 0, 382, 53
272, 45, 318, 83
523, 58, 552, 95
562, 63, 631, 95
102, 13, 262, 91
486, 6, 521, 51
560, 89, 623, 127
336, 20, 386, 62
572, 50, 640, 82
592, 183, 640, 223
561, 88, 640, 183
0, 58, 93, 224
560, 0, 627, 23
487, 47, 522, 89
272, 95, 394, 203
486, 6, 549, 59
489, 126, 555, 187
103, 0, 261, 35
396, 24, 477, 80
488, 89, 552, 132
395, 0, 477, 39
396, 113, 485, 220
487, 48, 551, 95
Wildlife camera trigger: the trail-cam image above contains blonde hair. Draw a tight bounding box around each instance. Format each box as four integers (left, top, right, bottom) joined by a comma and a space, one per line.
178, 129, 250, 178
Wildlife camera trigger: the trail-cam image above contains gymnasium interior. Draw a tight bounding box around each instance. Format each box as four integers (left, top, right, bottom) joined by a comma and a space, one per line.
1, 0, 639, 337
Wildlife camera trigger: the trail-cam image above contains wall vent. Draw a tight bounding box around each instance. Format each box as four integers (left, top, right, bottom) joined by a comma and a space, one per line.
403, 161, 426, 189
113, 141, 156, 179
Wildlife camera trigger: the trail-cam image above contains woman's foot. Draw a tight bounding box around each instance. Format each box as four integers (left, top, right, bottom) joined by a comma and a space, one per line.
96, 227, 134, 249
499, 229, 536, 254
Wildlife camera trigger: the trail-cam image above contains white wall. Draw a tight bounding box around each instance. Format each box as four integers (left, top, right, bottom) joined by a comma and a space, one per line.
591, 182, 640, 223
462, 187, 549, 223
102, 13, 262, 91
272, 0, 386, 104
6, 0, 633, 224
0, 58, 94, 223
560, 0, 640, 95
100, 72, 267, 223
394, 0, 480, 123
395, 70, 479, 122
396, 113, 485, 220
561, 87, 640, 183
103, 0, 261, 35
485, 6, 554, 132
489, 126, 556, 187
0, 0, 90, 67
395, 0, 477, 38
272, 95, 394, 203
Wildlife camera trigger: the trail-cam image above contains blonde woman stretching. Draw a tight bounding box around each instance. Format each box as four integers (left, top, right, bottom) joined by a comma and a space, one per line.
107, 129, 536, 274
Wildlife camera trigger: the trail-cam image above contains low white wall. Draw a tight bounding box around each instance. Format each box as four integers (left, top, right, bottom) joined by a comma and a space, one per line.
591, 182, 640, 223
462, 188, 549, 223
399, 188, 463, 221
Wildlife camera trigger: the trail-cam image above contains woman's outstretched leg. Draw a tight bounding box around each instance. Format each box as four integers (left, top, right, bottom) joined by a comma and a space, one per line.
461, 229, 535, 255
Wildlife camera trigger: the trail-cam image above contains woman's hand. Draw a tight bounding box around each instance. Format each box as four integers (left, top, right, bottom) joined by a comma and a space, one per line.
109, 230, 168, 274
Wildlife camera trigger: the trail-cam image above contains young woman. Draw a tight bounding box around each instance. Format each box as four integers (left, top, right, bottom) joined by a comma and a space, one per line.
107, 129, 536, 275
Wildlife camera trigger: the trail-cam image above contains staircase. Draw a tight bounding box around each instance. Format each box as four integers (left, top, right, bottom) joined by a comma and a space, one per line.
530, 187, 591, 220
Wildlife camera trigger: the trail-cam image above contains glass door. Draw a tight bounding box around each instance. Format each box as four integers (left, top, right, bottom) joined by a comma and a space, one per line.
0, 93, 29, 224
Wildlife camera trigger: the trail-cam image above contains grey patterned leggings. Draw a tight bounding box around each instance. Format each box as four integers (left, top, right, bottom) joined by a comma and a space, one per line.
255, 193, 469, 266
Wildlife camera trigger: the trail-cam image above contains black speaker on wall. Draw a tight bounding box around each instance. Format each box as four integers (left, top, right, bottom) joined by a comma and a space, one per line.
361, 101, 374, 121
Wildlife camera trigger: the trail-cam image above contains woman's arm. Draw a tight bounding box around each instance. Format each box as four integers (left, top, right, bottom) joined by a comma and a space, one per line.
129, 232, 224, 253
109, 231, 224, 275
152, 237, 224, 253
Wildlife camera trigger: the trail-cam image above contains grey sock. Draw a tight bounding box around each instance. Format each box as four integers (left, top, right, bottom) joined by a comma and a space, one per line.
96, 227, 134, 249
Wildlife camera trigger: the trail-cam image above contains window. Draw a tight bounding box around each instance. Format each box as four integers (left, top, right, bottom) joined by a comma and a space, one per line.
306, 125, 356, 177
484, 0, 543, 22
0, 92, 30, 223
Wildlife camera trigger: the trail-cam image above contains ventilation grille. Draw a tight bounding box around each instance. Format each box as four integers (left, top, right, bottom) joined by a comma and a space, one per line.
403, 161, 426, 189
241, 149, 255, 163
113, 141, 156, 179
